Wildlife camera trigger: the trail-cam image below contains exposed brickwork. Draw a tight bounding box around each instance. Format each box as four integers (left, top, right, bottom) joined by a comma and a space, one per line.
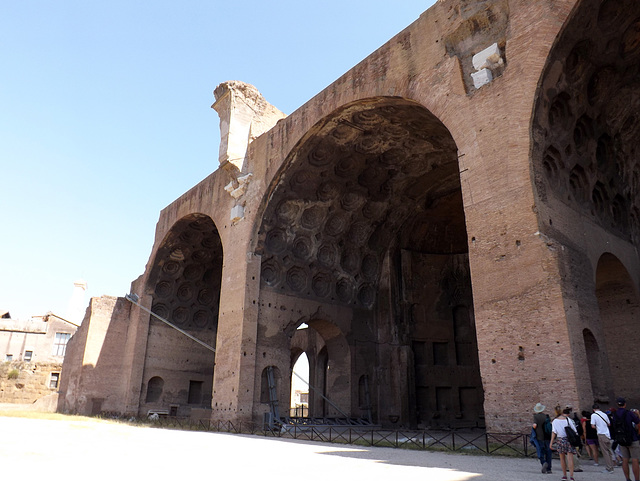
58, 0, 640, 433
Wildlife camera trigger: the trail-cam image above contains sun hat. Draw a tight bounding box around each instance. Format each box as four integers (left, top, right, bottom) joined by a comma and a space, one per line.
534, 403, 545, 413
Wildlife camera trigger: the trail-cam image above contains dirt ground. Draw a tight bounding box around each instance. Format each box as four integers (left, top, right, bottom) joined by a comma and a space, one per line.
0, 415, 618, 480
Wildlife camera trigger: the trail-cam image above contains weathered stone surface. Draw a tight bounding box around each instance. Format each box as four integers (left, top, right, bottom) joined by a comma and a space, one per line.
59, 0, 640, 433
212, 80, 286, 170
0, 362, 62, 404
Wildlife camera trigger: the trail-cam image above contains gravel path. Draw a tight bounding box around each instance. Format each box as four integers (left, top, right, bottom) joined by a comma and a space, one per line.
0, 416, 617, 481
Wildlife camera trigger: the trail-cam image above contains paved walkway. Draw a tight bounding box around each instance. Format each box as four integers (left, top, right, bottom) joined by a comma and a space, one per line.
0, 416, 618, 480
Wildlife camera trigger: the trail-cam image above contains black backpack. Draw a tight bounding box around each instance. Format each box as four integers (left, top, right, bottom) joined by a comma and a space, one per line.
613, 410, 634, 447
544, 415, 552, 434
565, 418, 582, 447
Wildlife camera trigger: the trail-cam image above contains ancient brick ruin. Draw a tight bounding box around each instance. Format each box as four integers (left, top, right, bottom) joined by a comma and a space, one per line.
59, 0, 640, 432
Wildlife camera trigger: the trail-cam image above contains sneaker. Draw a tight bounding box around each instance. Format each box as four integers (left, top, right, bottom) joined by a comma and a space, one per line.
593, 463, 599, 466
547, 470, 552, 474
574, 468, 583, 472
541, 462, 548, 474
561, 477, 567, 481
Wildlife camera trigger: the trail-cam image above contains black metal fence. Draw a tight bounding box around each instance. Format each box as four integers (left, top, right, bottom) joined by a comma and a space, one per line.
142, 417, 535, 457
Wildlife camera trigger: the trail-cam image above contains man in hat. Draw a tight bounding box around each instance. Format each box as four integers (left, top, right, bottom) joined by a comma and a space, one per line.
613, 397, 640, 481
533, 402, 553, 473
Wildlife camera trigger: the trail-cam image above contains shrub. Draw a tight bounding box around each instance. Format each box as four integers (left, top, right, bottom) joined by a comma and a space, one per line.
7, 369, 19, 380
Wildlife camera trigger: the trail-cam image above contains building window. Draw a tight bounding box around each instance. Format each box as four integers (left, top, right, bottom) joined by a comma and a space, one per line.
433, 342, 449, 366
23, 350, 33, 362
5, 354, 13, 361
188, 380, 203, 404
52, 332, 71, 356
49, 372, 60, 389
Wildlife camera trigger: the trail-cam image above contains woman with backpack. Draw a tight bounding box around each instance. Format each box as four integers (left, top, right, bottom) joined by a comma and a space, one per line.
550, 407, 580, 481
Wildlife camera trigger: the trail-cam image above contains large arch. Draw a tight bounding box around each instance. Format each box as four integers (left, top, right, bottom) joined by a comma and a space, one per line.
531, 0, 640, 410
253, 97, 483, 428
531, 0, 640, 240
139, 213, 223, 417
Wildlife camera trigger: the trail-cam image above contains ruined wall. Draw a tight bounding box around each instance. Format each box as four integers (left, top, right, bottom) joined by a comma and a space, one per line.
58, 296, 131, 415
58, 0, 640, 432
0, 361, 61, 404
241, 0, 586, 431
531, 0, 640, 410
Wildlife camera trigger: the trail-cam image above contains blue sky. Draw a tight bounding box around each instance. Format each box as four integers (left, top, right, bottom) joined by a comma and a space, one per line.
1, 1, 436, 319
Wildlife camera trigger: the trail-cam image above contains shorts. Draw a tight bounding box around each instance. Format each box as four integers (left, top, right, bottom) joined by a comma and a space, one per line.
619, 440, 640, 460
556, 436, 577, 455
586, 438, 599, 446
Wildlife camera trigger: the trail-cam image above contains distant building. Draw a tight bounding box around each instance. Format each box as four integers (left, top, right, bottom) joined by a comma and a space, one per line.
0, 312, 78, 407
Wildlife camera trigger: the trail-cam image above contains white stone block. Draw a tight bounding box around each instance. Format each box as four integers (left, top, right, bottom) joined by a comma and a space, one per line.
472, 43, 502, 71
230, 204, 244, 223
471, 68, 493, 89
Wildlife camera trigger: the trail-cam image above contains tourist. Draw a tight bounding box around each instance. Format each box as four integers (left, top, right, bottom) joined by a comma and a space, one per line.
612, 398, 640, 481
591, 402, 615, 473
566, 405, 583, 472
555, 405, 563, 417
582, 410, 599, 465
550, 407, 579, 481
533, 402, 553, 474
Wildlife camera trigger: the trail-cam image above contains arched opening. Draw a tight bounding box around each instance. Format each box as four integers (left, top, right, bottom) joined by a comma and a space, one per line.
255, 97, 483, 428
140, 213, 223, 417
530, 0, 640, 418
290, 352, 309, 418
582, 328, 607, 402
532, 0, 640, 243
288, 317, 349, 421
316, 347, 329, 418
596, 253, 640, 404
145, 376, 164, 403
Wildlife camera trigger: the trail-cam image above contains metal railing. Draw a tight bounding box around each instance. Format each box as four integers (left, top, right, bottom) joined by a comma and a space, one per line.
289, 405, 308, 418
141, 416, 535, 457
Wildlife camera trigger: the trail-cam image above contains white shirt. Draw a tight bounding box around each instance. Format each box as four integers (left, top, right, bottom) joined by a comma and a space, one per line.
552, 416, 577, 438
591, 410, 611, 438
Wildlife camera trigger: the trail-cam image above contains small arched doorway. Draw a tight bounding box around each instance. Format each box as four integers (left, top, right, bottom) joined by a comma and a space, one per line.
290, 351, 309, 418
582, 328, 607, 402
